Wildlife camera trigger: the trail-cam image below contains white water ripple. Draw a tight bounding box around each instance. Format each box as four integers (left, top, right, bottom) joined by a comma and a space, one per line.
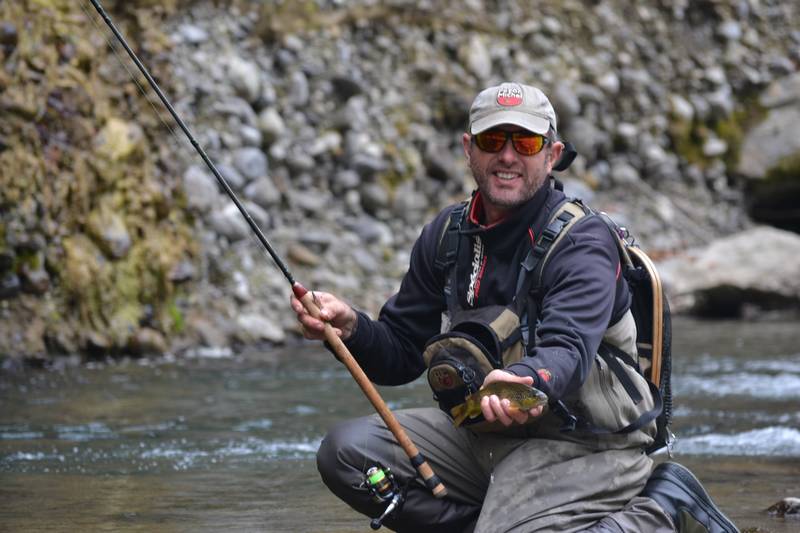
675, 372, 800, 400
675, 426, 800, 457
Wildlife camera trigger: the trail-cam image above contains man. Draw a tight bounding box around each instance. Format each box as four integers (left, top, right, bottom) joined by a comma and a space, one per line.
292, 82, 737, 533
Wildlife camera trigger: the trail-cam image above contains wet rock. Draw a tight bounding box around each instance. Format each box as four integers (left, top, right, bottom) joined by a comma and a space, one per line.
128, 328, 168, 356
766, 496, 800, 517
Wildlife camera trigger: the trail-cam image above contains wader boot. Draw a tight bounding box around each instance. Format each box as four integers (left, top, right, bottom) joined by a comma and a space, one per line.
642, 462, 739, 533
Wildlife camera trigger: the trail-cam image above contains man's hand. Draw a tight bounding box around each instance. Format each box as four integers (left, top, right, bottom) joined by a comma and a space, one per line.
480, 369, 545, 427
290, 290, 358, 341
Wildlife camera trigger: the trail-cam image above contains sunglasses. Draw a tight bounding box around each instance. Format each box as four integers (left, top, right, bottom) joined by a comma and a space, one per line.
473, 129, 549, 156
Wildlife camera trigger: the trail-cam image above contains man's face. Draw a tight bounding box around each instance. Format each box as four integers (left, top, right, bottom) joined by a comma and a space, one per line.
462, 125, 563, 222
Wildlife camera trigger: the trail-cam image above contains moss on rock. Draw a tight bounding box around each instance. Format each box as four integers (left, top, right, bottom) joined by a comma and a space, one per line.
0, 0, 196, 358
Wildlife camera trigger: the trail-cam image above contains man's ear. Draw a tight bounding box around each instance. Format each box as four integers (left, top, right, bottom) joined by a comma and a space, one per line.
549, 141, 564, 170
462, 132, 472, 161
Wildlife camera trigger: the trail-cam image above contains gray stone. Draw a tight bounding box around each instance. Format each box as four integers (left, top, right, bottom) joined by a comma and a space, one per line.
177, 23, 208, 45
210, 203, 251, 241
235, 313, 286, 344
333, 169, 361, 190
183, 165, 221, 211
360, 182, 390, 215
703, 136, 728, 158
244, 176, 281, 208
737, 105, 800, 179
257, 107, 287, 145
660, 226, 800, 314
225, 55, 261, 103
461, 34, 491, 80
232, 147, 269, 182
760, 72, 800, 108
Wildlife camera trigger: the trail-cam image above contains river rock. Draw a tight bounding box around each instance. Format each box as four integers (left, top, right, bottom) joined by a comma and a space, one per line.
243, 176, 281, 208
659, 226, 800, 316
86, 204, 132, 259
225, 55, 261, 104
232, 147, 269, 182
0, 272, 21, 299
257, 107, 286, 145
209, 203, 251, 241
183, 165, 221, 211
128, 327, 168, 356
234, 313, 285, 344
766, 497, 800, 517
94, 118, 143, 162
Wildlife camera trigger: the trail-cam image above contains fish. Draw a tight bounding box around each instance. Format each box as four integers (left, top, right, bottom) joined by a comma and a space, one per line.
449, 381, 549, 427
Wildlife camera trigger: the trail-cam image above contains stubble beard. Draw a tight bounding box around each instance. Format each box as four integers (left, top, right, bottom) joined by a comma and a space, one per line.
469, 149, 551, 209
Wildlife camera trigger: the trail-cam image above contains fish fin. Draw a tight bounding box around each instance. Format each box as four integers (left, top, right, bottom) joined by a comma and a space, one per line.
450, 404, 467, 427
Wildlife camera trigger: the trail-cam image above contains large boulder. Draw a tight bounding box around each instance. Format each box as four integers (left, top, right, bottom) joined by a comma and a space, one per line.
737, 73, 800, 232
659, 226, 800, 317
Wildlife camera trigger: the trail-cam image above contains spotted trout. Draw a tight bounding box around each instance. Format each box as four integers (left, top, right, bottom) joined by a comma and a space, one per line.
449, 382, 548, 427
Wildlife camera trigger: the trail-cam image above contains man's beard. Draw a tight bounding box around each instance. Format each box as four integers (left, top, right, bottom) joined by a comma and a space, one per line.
469, 150, 551, 209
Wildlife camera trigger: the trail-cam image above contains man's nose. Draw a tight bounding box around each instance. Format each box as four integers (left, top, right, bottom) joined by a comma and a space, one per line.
498, 137, 517, 163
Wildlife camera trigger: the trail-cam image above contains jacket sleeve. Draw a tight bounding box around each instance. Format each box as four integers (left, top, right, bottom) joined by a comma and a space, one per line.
341, 208, 454, 385
505, 215, 626, 400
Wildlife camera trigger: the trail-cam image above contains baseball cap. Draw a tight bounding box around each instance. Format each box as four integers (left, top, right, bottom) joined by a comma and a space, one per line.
468, 82, 557, 135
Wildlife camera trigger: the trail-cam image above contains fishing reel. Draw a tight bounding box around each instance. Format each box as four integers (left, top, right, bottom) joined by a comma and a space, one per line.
362, 463, 404, 530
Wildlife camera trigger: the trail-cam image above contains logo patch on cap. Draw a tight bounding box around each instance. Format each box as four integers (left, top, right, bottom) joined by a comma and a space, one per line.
497, 83, 523, 107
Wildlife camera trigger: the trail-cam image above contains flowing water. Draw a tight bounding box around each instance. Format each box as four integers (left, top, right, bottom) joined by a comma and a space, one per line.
1, 316, 798, 532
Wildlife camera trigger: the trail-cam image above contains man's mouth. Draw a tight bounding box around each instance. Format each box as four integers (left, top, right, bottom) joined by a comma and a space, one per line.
495, 171, 519, 181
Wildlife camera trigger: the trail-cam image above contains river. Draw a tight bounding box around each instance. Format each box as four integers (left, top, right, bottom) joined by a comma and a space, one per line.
1, 316, 798, 532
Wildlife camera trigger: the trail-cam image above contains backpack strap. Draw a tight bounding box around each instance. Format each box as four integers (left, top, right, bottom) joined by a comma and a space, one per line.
513, 199, 590, 345
434, 201, 468, 316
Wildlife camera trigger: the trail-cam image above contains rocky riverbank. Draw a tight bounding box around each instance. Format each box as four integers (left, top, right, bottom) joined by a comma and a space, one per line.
1, 0, 799, 361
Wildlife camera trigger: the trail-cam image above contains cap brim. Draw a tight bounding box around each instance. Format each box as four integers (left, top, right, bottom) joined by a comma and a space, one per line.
470, 111, 551, 135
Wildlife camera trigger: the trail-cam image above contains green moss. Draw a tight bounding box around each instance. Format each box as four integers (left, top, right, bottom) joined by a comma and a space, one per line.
166, 299, 185, 334
669, 118, 707, 167
764, 151, 800, 182
670, 96, 766, 169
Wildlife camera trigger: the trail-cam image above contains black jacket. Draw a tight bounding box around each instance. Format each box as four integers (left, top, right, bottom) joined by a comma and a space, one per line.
343, 183, 631, 400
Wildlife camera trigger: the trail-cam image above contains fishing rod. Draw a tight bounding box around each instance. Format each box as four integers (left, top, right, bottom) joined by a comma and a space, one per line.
86, 0, 446, 502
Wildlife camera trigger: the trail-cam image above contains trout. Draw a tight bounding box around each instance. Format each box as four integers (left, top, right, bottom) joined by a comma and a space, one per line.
450, 382, 548, 427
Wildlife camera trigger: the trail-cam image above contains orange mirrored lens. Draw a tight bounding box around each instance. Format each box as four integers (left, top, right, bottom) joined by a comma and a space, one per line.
512, 133, 545, 155
474, 131, 546, 156
474, 131, 507, 152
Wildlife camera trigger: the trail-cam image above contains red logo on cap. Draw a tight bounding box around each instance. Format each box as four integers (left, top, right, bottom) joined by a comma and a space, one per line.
497, 85, 523, 107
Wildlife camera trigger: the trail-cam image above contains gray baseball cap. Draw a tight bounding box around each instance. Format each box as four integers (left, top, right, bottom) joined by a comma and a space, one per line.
468, 82, 557, 135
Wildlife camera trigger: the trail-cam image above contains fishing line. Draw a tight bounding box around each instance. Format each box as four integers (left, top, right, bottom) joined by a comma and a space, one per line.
86, 0, 448, 504
78, 1, 185, 152
85, 0, 296, 286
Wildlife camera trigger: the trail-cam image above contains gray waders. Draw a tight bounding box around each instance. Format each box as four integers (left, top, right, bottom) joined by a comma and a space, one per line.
317, 312, 674, 532
317, 408, 673, 532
